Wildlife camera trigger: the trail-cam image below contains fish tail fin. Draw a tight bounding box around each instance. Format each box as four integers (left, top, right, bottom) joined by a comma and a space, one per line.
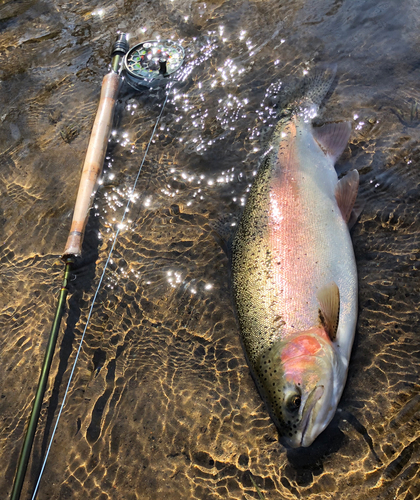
299, 63, 337, 110
278, 64, 337, 119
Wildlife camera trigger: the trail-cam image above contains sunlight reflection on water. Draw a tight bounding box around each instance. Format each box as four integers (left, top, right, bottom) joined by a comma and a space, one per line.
1, 0, 420, 499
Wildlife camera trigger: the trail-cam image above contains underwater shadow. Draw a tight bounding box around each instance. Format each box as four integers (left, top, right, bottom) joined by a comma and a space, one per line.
284, 404, 382, 489
284, 412, 345, 487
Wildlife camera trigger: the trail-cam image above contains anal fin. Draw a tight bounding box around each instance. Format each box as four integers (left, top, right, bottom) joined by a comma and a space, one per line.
317, 282, 340, 342
348, 199, 364, 229
335, 169, 359, 224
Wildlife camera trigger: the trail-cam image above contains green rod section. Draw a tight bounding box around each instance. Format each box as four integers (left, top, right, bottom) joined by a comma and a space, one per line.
111, 52, 123, 73
10, 259, 73, 500
111, 33, 129, 73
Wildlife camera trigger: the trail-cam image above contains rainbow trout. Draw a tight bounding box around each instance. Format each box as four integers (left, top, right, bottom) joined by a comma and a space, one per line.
232, 66, 359, 447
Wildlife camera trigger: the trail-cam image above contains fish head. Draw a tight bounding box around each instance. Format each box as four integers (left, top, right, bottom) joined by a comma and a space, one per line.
279, 349, 334, 448
255, 329, 338, 448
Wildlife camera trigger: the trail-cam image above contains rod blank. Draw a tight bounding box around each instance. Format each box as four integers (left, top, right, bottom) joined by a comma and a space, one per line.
10, 260, 73, 500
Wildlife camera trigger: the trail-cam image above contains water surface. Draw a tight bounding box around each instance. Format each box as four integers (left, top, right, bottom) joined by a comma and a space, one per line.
1, 0, 420, 498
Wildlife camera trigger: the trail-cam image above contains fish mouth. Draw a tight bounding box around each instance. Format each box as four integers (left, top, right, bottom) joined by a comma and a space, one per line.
300, 385, 325, 446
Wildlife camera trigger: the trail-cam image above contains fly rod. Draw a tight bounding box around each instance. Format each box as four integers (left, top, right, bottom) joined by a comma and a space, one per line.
10, 34, 185, 500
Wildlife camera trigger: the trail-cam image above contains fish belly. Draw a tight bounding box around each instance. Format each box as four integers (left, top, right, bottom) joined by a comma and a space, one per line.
232, 118, 357, 367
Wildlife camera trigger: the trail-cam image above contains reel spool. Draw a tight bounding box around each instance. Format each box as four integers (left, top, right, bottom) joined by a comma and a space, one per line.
122, 39, 185, 89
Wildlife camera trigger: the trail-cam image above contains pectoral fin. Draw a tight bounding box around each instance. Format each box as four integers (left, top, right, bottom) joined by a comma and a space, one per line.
317, 282, 340, 342
335, 169, 360, 224
313, 122, 352, 163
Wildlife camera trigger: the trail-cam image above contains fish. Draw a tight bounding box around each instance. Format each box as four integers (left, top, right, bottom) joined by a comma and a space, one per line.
231, 66, 359, 448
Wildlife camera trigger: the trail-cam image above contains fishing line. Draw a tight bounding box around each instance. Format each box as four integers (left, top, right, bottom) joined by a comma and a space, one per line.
31, 90, 170, 499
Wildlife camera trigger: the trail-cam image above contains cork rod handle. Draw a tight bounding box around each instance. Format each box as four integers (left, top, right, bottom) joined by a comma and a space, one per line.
62, 71, 121, 258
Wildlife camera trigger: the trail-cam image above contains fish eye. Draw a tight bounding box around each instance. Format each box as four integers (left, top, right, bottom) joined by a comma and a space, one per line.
286, 394, 301, 413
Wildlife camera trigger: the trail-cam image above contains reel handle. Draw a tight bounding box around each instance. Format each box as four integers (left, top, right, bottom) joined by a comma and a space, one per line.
62, 33, 129, 259
62, 72, 120, 258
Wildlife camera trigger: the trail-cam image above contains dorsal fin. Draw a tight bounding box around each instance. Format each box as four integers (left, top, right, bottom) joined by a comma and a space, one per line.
317, 282, 340, 341
335, 169, 359, 223
313, 122, 352, 163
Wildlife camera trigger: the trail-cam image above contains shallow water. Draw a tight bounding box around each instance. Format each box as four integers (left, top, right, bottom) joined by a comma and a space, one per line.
1, 0, 420, 499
